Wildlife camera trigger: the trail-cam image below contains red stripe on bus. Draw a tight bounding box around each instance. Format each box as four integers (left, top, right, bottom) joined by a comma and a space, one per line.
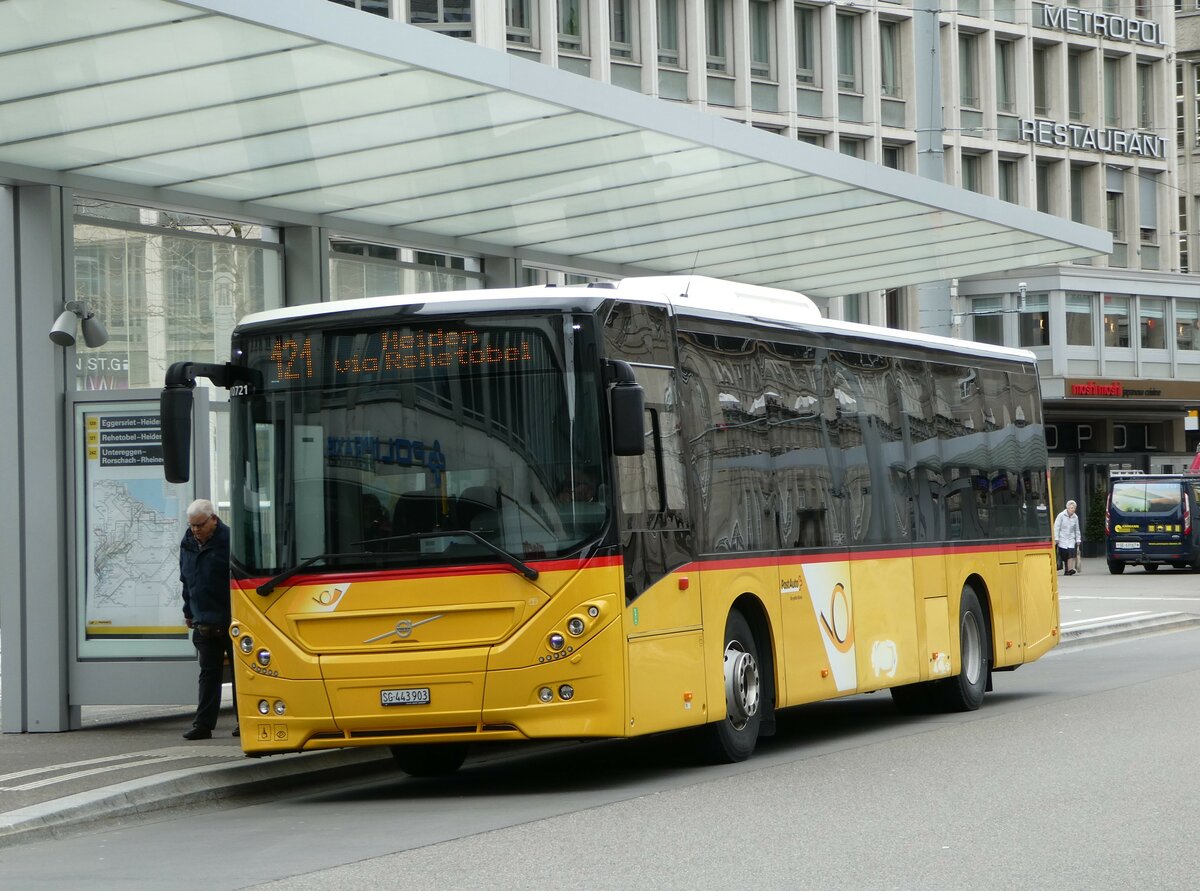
232, 553, 624, 589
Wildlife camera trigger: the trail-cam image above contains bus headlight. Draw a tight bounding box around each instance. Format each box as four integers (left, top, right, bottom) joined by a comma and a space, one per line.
548, 632, 565, 651
558, 684, 575, 701
229, 624, 241, 637
239, 636, 254, 654
258, 699, 271, 715
256, 648, 271, 667
566, 617, 585, 636
538, 687, 554, 702
273, 700, 286, 715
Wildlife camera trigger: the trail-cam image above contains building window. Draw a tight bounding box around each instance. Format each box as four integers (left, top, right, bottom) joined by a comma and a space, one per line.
882, 143, 904, 170
962, 153, 982, 193
998, 159, 1018, 203
1177, 300, 1200, 351
1180, 195, 1190, 274
558, 0, 586, 53
1141, 298, 1166, 350
658, 0, 684, 67
610, 0, 636, 59
1018, 293, 1049, 348
797, 131, 825, 146
409, 0, 473, 38
1068, 51, 1084, 122
839, 137, 864, 159
973, 296, 1003, 345
995, 40, 1015, 114
1036, 161, 1053, 214
1137, 63, 1153, 130
885, 288, 904, 329
1106, 176, 1125, 241
1178, 63, 1186, 150
1103, 295, 1131, 348
331, 0, 392, 16
507, 0, 535, 45
959, 34, 979, 109
1066, 293, 1094, 346
1033, 45, 1050, 117
880, 20, 901, 98
836, 13, 860, 92
1194, 66, 1200, 146
1070, 165, 1086, 224
706, 0, 731, 72
1104, 55, 1122, 128
795, 5, 820, 86
749, 0, 774, 79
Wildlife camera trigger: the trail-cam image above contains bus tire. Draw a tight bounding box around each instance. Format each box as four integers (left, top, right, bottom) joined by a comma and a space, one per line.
940, 586, 989, 712
389, 743, 468, 777
1107, 560, 1125, 575
701, 609, 762, 763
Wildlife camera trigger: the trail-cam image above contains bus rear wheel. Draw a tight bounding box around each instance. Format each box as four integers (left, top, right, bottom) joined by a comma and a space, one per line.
389, 743, 468, 777
701, 609, 762, 763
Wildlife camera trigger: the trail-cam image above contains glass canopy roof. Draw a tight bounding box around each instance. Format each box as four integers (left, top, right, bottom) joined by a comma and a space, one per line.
0, 0, 1110, 297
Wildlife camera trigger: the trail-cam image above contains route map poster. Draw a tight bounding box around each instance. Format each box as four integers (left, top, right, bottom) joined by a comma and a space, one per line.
78, 403, 192, 648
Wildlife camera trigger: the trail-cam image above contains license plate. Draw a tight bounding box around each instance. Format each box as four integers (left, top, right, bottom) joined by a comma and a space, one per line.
1115, 541, 1140, 550
381, 687, 430, 706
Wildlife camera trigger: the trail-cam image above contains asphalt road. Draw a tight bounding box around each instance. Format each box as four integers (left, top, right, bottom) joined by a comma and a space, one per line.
2, 622, 1198, 890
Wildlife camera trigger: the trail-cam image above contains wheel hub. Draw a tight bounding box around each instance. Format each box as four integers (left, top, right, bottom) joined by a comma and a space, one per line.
723, 640, 760, 730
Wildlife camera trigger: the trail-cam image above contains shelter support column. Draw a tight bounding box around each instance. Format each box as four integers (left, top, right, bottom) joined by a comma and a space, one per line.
914, 0, 951, 336
2, 185, 76, 732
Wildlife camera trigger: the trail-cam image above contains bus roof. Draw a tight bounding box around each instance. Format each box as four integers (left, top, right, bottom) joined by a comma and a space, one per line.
238, 275, 1037, 366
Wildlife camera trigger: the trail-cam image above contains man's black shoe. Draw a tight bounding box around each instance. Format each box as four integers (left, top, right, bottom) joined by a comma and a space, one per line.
232, 724, 240, 738
183, 727, 212, 740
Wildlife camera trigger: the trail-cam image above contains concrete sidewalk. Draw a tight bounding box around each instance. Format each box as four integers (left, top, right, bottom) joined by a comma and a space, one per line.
3, 610, 1199, 850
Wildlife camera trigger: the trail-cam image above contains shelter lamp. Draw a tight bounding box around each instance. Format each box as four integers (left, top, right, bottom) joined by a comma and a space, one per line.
49, 299, 109, 348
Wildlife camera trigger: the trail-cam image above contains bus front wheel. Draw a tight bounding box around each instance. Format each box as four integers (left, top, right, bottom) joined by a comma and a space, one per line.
389, 743, 468, 777
701, 609, 762, 763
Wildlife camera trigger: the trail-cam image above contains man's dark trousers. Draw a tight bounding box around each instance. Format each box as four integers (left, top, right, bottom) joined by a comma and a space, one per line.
193, 624, 236, 730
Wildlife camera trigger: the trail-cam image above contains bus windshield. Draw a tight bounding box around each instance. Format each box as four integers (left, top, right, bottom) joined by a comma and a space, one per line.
229, 313, 608, 576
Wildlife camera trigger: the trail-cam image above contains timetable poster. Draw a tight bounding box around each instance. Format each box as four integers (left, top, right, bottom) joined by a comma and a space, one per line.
82, 407, 190, 640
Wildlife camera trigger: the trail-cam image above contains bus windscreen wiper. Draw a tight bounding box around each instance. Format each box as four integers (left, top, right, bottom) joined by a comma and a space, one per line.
256, 551, 382, 596
355, 529, 540, 581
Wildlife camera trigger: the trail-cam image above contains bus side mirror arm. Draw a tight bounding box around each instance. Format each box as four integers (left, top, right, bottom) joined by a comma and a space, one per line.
161, 361, 261, 484
605, 360, 645, 457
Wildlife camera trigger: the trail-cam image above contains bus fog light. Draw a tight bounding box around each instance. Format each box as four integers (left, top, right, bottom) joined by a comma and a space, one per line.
239, 636, 254, 654
587, 605, 599, 618
567, 617, 585, 636
538, 687, 554, 703
273, 700, 286, 715
558, 684, 575, 701
548, 632, 565, 651
258, 699, 271, 715
256, 648, 271, 667
229, 624, 241, 637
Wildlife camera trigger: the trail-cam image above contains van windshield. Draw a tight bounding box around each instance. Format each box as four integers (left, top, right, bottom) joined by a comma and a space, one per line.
1110, 481, 1182, 514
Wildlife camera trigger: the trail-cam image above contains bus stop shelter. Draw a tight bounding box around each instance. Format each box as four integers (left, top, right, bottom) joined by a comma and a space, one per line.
0, 0, 1109, 731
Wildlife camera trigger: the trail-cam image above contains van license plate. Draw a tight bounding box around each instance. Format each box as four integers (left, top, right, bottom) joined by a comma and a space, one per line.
1115, 542, 1140, 550
381, 687, 431, 706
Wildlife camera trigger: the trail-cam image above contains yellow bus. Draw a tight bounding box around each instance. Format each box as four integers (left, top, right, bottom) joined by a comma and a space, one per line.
160, 275, 1059, 775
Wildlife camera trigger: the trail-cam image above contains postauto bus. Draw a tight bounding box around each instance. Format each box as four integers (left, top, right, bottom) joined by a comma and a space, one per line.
1106, 472, 1200, 574
160, 276, 1060, 776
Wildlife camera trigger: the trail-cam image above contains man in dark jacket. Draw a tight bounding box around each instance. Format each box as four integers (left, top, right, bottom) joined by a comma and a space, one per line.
179, 498, 235, 740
